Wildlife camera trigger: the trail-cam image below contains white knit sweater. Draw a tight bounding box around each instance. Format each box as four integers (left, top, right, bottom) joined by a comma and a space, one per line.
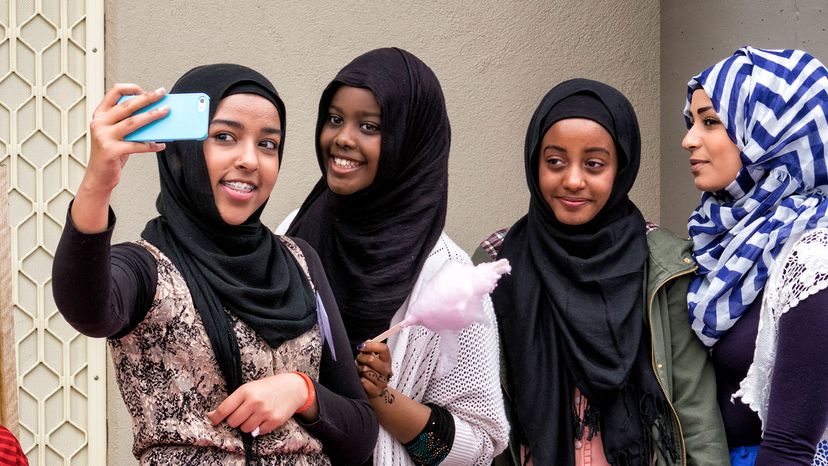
376, 233, 509, 466
276, 215, 509, 465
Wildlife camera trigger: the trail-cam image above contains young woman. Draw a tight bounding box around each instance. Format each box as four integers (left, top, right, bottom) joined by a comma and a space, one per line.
52, 64, 377, 465
473, 78, 728, 465
281, 48, 509, 465
682, 46, 828, 465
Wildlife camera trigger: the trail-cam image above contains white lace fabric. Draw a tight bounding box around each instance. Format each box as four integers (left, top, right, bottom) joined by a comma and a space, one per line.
734, 228, 828, 453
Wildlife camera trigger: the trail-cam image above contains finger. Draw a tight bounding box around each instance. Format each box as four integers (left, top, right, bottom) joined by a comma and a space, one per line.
359, 342, 391, 361
118, 141, 166, 155
358, 354, 390, 375
355, 352, 374, 364
207, 391, 245, 425
112, 103, 170, 140
361, 367, 389, 385
360, 377, 382, 398
257, 418, 284, 437
239, 410, 266, 434
225, 398, 256, 429
94, 83, 145, 116
101, 87, 167, 126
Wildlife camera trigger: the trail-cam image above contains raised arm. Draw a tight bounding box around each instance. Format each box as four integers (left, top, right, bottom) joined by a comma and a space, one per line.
52, 84, 169, 337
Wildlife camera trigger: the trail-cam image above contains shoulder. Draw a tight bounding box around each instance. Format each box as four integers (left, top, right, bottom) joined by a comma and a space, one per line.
114, 241, 158, 271
772, 227, 828, 281
277, 235, 323, 278
644, 225, 695, 299
645, 224, 694, 271
768, 227, 828, 306
274, 208, 300, 235
426, 232, 472, 265
472, 228, 510, 264
781, 227, 828, 267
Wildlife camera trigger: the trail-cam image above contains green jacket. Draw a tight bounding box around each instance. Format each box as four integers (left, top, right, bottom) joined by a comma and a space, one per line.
473, 226, 729, 466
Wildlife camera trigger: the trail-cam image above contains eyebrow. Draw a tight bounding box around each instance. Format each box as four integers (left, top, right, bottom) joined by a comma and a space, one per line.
210, 118, 282, 135
695, 106, 715, 115
329, 104, 381, 119
543, 144, 610, 155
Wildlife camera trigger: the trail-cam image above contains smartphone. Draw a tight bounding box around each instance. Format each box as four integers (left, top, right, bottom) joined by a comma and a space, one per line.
117, 93, 210, 142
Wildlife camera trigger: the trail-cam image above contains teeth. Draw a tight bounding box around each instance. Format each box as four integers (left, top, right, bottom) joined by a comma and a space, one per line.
332, 156, 362, 169
222, 181, 255, 192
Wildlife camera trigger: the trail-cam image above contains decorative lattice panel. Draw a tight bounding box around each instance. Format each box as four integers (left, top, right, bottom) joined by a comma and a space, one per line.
0, 0, 104, 465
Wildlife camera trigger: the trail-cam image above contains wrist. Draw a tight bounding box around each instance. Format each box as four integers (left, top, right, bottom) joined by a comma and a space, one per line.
291, 371, 316, 414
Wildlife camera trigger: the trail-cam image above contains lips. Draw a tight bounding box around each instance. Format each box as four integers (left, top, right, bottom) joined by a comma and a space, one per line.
220, 179, 256, 201
557, 196, 590, 208
690, 158, 709, 173
329, 154, 365, 173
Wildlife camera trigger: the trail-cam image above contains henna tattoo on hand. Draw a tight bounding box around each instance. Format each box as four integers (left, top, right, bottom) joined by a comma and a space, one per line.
381, 388, 395, 404
364, 370, 389, 384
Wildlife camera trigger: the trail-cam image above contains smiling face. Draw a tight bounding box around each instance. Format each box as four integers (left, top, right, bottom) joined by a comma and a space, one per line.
203, 93, 282, 225
537, 118, 618, 225
683, 89, 743, 192
319, 86, 382, 195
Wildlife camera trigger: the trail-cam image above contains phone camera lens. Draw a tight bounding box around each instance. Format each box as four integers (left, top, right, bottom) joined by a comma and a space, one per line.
199, 97, 206, 104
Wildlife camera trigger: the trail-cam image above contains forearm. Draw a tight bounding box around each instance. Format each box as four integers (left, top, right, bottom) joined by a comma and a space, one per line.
369, 387, 431, 442
756, 289, 828, 465
52, 204, 153, 338
298, 239, 379, 464
71, 176, 114, 234
301, 382, 377, 465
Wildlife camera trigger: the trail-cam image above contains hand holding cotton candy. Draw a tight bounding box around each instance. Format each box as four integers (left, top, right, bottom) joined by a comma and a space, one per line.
368, 259, 510, 377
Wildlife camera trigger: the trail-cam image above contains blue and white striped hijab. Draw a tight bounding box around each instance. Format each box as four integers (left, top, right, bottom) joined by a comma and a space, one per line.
685, 47, 828, 347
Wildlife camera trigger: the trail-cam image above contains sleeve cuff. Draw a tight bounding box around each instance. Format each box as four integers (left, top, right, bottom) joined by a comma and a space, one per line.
64, 199, 117, 242
441, 415, 480, 466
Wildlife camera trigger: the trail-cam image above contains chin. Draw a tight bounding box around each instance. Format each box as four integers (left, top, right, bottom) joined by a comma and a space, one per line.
326, 177, 364, 196
217, 211, 251, 226
693, 179, 726, 193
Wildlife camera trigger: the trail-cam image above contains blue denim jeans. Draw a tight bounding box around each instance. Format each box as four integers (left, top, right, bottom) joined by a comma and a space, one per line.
729, 445, 759, 466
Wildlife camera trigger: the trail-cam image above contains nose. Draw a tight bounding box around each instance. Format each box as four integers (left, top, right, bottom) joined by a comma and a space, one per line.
234, 141, 259, 171
334, 124, 356, 150
682, 125, 700, 152
562, 166, 585, 191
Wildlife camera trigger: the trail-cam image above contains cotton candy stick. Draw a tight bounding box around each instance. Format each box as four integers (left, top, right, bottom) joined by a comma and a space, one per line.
368, 259, 511, 342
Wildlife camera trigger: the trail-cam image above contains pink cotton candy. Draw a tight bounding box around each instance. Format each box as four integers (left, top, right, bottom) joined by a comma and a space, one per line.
402, 259, 511, 330
367, 259, 510, 378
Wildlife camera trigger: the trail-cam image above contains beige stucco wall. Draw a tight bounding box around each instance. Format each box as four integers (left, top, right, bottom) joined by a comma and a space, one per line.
660, 0, 828, 234
103, 1, 659, 463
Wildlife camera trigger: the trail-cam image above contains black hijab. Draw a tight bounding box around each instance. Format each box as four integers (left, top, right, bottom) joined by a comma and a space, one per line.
288, 48, 449, 348
491, 79, 678, 465
141, 64, 316, 462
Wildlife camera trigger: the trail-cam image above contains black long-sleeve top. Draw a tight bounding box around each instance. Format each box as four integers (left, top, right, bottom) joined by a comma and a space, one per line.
51, 207, 378, 465
713, 288, 828, 465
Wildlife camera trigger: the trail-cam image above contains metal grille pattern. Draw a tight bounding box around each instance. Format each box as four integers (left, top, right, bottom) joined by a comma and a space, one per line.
0, 0, 104, 464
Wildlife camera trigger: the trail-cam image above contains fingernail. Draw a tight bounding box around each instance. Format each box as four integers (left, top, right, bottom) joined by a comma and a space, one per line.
156, 105, 169, 113
155, 87, 166, 95
251, 426, 260, 438
356, 342, 365, 351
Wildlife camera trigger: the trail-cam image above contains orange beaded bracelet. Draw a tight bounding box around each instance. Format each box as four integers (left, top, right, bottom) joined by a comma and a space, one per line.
292, 371, 316, 414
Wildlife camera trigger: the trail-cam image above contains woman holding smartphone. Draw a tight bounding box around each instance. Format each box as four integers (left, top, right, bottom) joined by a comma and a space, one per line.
682, 46, 828, 465
52, 64, 377, 465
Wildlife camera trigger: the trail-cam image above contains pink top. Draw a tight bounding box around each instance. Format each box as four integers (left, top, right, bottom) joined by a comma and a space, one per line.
518, 388, 609, 466
573, 388, 610, 466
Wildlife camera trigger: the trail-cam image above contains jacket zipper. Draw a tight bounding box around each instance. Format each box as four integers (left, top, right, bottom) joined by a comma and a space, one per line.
647, 265, 697, 466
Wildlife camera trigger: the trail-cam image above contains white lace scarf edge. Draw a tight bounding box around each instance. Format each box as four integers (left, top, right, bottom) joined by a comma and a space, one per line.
732, 228, 828, 441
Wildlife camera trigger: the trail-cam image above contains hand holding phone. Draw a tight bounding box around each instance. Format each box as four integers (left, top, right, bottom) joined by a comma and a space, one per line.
116, 93, 210, 142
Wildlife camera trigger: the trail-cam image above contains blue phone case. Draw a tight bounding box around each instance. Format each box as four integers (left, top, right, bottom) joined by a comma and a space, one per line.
117, 93, 210, 142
